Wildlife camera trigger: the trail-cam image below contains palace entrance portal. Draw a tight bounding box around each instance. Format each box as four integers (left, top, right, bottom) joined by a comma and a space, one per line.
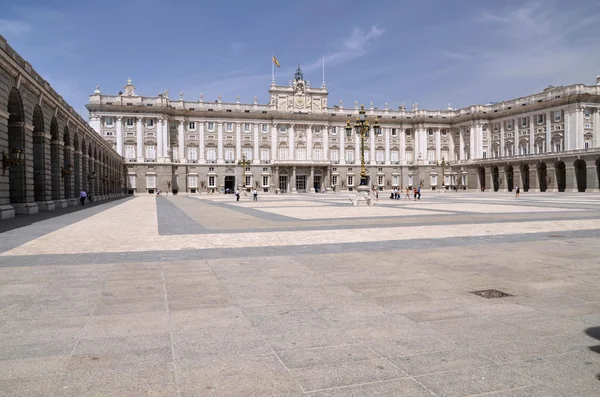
224, 176, 236, 192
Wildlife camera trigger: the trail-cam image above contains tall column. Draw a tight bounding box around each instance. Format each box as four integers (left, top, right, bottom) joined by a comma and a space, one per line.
435, 128, 441, 161
323, 125, 329, 160
448, 129, 455, 162
271, 123, 277, 161
594, 108, 600, 148
400, 128, 406, 164
156, 117, 163, 160
307, 125, 313, 160
384, 127, 390, 165
310, 166, 314, 193
469, 125, 475, 160
235, 123, 242, 160
116, 117, 123, 156
564, 110, 570, 150
253, 123, 259, 164
199, 122, 205, 163
289, 124, 295, 160
292, 166, 297, 193
459, 129, 465, 160
514, 119, 519, 156
476, 122, 484, 159
499, 122, 505, 158
217, 122, 224, 164
369, 126, 375, 165
576, 107, 584, 149
546, 112, 552, 152
529, 115, 535, 154
178, 119, 185, 163
162, 118, 169, 162
339, 124, 346, 165
136, 117, 144, 161
354, 133, 360, 165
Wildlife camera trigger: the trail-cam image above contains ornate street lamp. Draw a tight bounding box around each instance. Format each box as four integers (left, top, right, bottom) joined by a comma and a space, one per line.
436, 157, 451, 189
345, 104, 381, 187
2, 148, 24, 174
237, 155, 250, 191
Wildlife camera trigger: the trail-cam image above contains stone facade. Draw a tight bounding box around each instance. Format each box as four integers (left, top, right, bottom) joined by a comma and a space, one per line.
88, 67, 600, 195
0, 35, 126, 220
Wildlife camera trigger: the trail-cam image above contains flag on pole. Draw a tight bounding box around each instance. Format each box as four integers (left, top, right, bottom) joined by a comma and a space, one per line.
272, 56, 280, 68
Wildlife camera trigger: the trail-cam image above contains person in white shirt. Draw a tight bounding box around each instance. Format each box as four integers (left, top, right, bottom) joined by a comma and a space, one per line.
252, 189, 258, 201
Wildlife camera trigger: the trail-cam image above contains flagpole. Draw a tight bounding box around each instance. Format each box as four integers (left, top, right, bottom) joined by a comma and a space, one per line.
322, 56, 325, 86
272, 53, 275, 83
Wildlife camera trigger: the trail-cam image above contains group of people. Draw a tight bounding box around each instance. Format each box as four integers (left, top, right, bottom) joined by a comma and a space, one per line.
235, 189, 258, 202
79, 190, 94, 206
390, 187, 422, 200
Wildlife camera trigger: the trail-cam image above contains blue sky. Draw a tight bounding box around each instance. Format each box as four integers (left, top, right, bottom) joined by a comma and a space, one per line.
2, 0, 600, 118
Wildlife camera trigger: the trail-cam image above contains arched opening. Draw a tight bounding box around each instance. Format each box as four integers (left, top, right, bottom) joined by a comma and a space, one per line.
521, 164, 530, 192
506, 165, 514, 192
32, 105, 46, 203
7, 88, 26, 205
492, 166, 499, 192
63, 127, 72, 199
50, 118, 60, 200
74, 134, 81, 195
555, 161, 566, 192
81, 140, 88, 192
478, 167, 486, 191
574, 159, 586, 192
538, 162, 548, 192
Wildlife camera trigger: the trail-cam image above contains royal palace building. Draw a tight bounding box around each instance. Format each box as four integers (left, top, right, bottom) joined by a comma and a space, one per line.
87, 65, 600, 195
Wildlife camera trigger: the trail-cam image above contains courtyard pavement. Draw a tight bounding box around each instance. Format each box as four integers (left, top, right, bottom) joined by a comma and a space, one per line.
0, 191, 599, 396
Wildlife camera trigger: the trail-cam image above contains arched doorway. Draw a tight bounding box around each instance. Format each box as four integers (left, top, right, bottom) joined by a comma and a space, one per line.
521, 164, 530, 192
538, 162, 548, 192
574, 159, 586, 192
50, 118, 60, 201
63, 127, 72, 199
74, 134, 81, 195
224, 168, 236, 193
493, 166, 499, 191
7, 88, 26, 205
478, 167, 485, 191
32, 105, 46, 203
506, 165, 514, 192
555, 161, 566, 192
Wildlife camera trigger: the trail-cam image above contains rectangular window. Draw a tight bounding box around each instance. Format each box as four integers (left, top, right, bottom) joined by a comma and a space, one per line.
244, 123, 251, 132
105, 117, 114, 126
506, 120, 513, 130
584, 108, 591, 119
188, 175, 198, 188
330, 149, 339, 162
262, 176, 269, 187
331, 126, 337, 135
209, 167, 214, 172
296, 148, 306, 160
128, 174, 136, 189
207, 122, 215, 131
260, 148, 269, 161
188, 147, 198, 161
376, 150, 384, 162
405, 151, 414, 163
585, 123, 592, 129
408, 175, 413, 187
585, 141, 590, 149
206, 147, 216, 161
262, 124, 269, 133
242, 148, 253, 160
145, 146, 156, 160
364, 150, 370, 163
146, 175, 156, 189
125, 145, 136, 159
430, 174, 437, 186
427, 150, 435, 163
279, 126, 287, 133
554, 111, 561, 121
146, 118, 154, 127
537, 114, 544, 124
521, 118, 527, 128
346, 150, 354, 163
245, 175, 251, 186
314, 148, 322, 160
347, 175, 354, 187
442, 149, 449, 160
377, 175, 384, 186
279, 148, 288, 160
226, 122, 233, 132
391, 150, 399, 162
224, 148, 234, 161
428, 129, 434, 136
188, 121, 196, 130
332, 175, 338, 186
406, 130, 411, 137
208, 176, 216, 187
391, 128, 397, 136
126, 118, 134, 127
172, 147, 179, 161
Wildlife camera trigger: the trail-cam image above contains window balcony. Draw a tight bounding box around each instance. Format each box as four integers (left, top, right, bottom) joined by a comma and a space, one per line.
260, 160, 270, 164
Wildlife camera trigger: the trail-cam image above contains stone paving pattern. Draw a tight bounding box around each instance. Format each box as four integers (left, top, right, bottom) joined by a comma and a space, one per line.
1, 192, 600, 396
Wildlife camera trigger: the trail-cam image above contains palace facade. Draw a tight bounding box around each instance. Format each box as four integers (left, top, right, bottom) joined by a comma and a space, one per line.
87, 66, 600, 195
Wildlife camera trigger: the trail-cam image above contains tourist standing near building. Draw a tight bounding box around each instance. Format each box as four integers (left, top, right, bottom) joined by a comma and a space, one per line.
235, 189, 240, 201
515, 184, 520, 198
253, 188, 258, 201
79, 190, 87, 206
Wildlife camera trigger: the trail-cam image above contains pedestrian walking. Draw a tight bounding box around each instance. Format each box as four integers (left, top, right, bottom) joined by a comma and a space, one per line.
405, 187, 410, 200
413, 187, 418, 200
417, 186, 421, 200
515, 184, 520, 198
253, 188, 258, 201
79, 190, 87, 206
235, 189, 240, 202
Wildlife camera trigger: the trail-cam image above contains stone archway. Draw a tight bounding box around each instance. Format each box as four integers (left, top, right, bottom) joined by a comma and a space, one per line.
478, 167, 486, 191
50, 118, 61, 201
74, 134, 81, 195
574, 159, 586, 192
32, 105, 47, 204
521, 164, 530, 192
506, 165, 514, 192
555, 161, 566, 192
7, 88, 26, 206
63, 127, 72, 200
538, 162, 548, 192
493, 166, 499, 192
